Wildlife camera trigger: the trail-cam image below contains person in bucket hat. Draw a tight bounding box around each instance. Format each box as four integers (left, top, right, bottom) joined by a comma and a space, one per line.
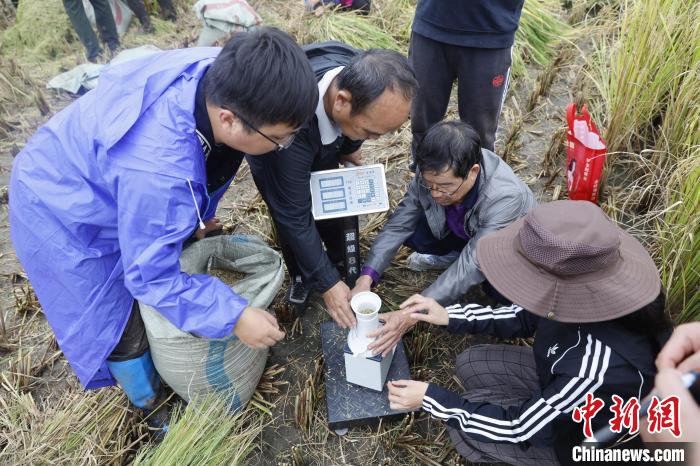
386, 200, 673, 466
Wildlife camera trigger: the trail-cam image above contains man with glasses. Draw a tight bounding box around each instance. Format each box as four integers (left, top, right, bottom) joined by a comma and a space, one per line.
350, 120, 536, 357
10, 28, 318, 423
247, 42, 418, 329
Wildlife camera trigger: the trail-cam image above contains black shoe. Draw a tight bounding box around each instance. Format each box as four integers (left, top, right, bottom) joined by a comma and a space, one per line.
161, 7, 177, 21
141, 20, 155, 34
87, 52, 103, 64
286, 275, 310, 306
142, 390, 172, 438
107, 41, 120, 57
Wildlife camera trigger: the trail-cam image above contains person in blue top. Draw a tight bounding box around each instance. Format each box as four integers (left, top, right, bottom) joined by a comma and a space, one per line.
9, 28, 318, 418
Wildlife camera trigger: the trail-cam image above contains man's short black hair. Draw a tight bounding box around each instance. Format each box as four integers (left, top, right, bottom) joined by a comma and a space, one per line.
416, 120, 482, 178
336, 49, 417, 115
204, 27, 318, 129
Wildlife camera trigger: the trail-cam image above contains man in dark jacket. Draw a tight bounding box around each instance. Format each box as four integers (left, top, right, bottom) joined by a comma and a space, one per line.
247, 43, 417, 328
410, 0, 524, 159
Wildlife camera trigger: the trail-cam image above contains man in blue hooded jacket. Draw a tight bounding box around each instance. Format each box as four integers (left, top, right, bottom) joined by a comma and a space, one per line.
9, 28, 318, 417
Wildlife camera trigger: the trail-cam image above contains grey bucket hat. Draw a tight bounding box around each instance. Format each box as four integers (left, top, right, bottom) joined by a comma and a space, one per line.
476, 200, 661, 322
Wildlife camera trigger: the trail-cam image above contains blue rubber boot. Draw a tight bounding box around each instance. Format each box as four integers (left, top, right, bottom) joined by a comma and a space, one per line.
107, 351, 160, 409
107, 351, 169, 433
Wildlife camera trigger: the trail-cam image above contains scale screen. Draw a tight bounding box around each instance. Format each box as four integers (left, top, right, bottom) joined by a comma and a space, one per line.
310, 164, 389, 220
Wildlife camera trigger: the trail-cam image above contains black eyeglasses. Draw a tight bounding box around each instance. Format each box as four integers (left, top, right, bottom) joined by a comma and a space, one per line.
224, 107, 297, 151
417, 173, 466, 197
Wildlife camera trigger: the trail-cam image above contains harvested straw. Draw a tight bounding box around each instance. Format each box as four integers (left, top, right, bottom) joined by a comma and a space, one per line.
297, 8, 401, 51
512, 0, 570, 77
294, 357, 324, 435
370, 0, 415, 43
261, 1, 401, 51
13, 283, 40, 315
0, 385, 144, 465
1, 0, 81, 61
133, 394, 266, 465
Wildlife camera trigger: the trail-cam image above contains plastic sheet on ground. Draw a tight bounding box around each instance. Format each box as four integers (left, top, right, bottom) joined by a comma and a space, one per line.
193, 0, 262, 46
47, 45, 161, 94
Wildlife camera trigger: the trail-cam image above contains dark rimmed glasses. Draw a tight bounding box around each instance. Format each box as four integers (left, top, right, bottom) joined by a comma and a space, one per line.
417, 173, 466, 197
224, 106, 298, 151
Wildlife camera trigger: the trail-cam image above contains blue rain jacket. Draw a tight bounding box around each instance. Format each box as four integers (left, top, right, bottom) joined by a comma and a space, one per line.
9, 48, 248, 389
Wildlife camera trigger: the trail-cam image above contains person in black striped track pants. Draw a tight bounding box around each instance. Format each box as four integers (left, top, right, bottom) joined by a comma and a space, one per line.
386, 201, 673, 466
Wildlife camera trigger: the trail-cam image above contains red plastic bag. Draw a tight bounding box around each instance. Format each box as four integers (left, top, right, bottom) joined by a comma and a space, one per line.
565, 103, 607, 204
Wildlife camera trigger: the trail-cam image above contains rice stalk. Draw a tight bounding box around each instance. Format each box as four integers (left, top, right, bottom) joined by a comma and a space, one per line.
0, 0, 16, 30
406, 326, 431, 368
133, 394, 266, 466
658, 155, 700, 321
526, 46, 573, 112
569, 0, 621, 25
502, 117, 523, 165
4, 343, 62, 392
0, 310, 6, 350
589, 0, 699, 320
5, 348, 33, 391
250, 364, 287, 414
291, 444, 306, 466
590, 0, 698, 154
513, 0, 570, 78
541, 125, 566, 178
265, 3, 401, 52
371, 0, 415, 43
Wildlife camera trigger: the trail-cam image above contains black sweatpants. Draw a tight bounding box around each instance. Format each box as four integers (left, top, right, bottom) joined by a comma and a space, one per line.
63, 0, 119, 60
410, 33, 511, 157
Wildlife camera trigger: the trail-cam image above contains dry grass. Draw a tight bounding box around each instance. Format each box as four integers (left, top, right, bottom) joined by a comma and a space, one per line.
371, 0, 415, 43
294, 357, 324, 435
0, 384, 145, 465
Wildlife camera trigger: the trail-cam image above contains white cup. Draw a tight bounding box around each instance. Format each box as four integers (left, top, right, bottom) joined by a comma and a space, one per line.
348, 291, 382, 354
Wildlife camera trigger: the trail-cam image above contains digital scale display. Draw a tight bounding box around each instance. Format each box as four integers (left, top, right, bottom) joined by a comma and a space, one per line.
310, 164, 389, 220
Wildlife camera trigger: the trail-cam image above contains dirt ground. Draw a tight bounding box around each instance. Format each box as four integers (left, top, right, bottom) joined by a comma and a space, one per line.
0, 1, 591, 464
